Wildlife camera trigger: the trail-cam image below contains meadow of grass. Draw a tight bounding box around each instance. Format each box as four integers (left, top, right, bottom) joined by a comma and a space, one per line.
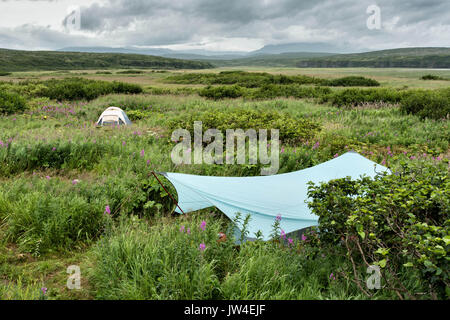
0, 68, 448, 300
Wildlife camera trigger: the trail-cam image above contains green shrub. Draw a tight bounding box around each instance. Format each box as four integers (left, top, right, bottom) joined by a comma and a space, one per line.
116, 70, 145, 74
325, 76, 380, 87
400, 88, 450, 120
322, 88, 404, 107
31, 77, 142, 101
421, 74, 446, 80
0, 72, 11, 76
0, 89, 27, 114
168, 109, 321, 144
167, 72, 378, 88
307, 161, 450, 299
199, 85, 245, 100
250, 84, 332, 99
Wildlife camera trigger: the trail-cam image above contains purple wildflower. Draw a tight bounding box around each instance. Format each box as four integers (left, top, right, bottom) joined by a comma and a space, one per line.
200, 220, 206, 231
199, 243, 206, 251
301, 234, 307, 241
104, 205, 111, 215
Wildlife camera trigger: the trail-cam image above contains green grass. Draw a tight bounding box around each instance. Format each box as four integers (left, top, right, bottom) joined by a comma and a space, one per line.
0, 68, 448, 300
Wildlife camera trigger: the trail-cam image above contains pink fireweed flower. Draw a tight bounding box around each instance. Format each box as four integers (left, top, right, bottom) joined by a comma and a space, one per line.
122, 141, 126, 146
200, 220, 206, 231
301, 234, 307, 241
72, 179, 79, 185
312, 141, 319, 150
52, 147, 56, 151
45, 176, 51, 180
41, 287, 47, 295
276, 214, 282, 222
288, 238, 294, 246
104, 205, 111, 215
329, 273, 336, 280
334, 153, 339, 158
140, 149, 145, 157
280, 229, 286, 240
180, 225, 185, 233
187, 228, 191, 235
199, 243, 206, 251
146, 159, 150, 166
281, 147, 285, 153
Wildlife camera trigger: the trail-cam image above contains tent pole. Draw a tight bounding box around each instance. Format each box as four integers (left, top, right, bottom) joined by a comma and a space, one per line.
151, 171, 186, 215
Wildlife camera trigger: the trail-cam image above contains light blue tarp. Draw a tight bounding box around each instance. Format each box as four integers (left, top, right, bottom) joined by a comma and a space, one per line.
162, 152, 390, 240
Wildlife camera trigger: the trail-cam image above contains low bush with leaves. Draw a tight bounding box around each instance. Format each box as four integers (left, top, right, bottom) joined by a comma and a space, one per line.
36, 77, 143, 101
0, 89, 27, 114
324, 76, 380, 87
400, 88, 450, 120
421, 74, 447, 81
167, 71, 379, 88
307, 161, 450, 299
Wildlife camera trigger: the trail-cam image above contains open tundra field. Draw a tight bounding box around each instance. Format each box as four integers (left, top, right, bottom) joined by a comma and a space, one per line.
0, 68, 449, 300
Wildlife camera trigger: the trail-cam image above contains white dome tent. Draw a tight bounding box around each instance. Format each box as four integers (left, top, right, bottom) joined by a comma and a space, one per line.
96, 107, 132, 126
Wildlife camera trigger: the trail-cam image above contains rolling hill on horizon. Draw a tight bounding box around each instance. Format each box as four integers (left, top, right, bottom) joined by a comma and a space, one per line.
59, 45, 450, 69
0, 48, 213, 72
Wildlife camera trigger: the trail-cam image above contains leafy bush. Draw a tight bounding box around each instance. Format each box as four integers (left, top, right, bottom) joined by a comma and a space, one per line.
167, 71, 379, 88
30, 78, 143, 101
198, 85, 245, 99
168, 109, 321, 144
322, 88, 404, 107
325, 76, 380, 87
421, 74, 447, 81
0, 72, 11, 76
0, 89, 27, 114
116, 70, 145, 74
250, 84, 332, 99
400, 88, 450, 120
307, 161, 450, 299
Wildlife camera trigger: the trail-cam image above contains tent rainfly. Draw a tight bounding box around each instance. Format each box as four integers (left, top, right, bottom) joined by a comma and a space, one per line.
96, 107, 132, 126
161, 152, 390, 241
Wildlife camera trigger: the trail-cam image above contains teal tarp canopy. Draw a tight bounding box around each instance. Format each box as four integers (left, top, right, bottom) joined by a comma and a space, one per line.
162, 152, 390, 240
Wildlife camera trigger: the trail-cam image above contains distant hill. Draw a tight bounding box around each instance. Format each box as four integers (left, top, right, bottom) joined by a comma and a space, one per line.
207, 52, 338, 67
0, 48, 214, 72
59, 46, 247, 60
295, 47, 450, 68
250, 42, 352, 55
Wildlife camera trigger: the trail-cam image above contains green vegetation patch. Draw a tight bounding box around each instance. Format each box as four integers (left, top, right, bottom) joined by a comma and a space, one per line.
168, 109, 321, 144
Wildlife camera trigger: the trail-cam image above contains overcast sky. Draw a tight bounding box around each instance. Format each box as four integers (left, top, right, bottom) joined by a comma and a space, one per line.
0, 0, 449, 52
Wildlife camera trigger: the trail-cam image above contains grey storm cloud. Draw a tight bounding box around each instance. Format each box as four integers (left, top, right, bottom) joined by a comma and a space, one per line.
0, 0, 449, 51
